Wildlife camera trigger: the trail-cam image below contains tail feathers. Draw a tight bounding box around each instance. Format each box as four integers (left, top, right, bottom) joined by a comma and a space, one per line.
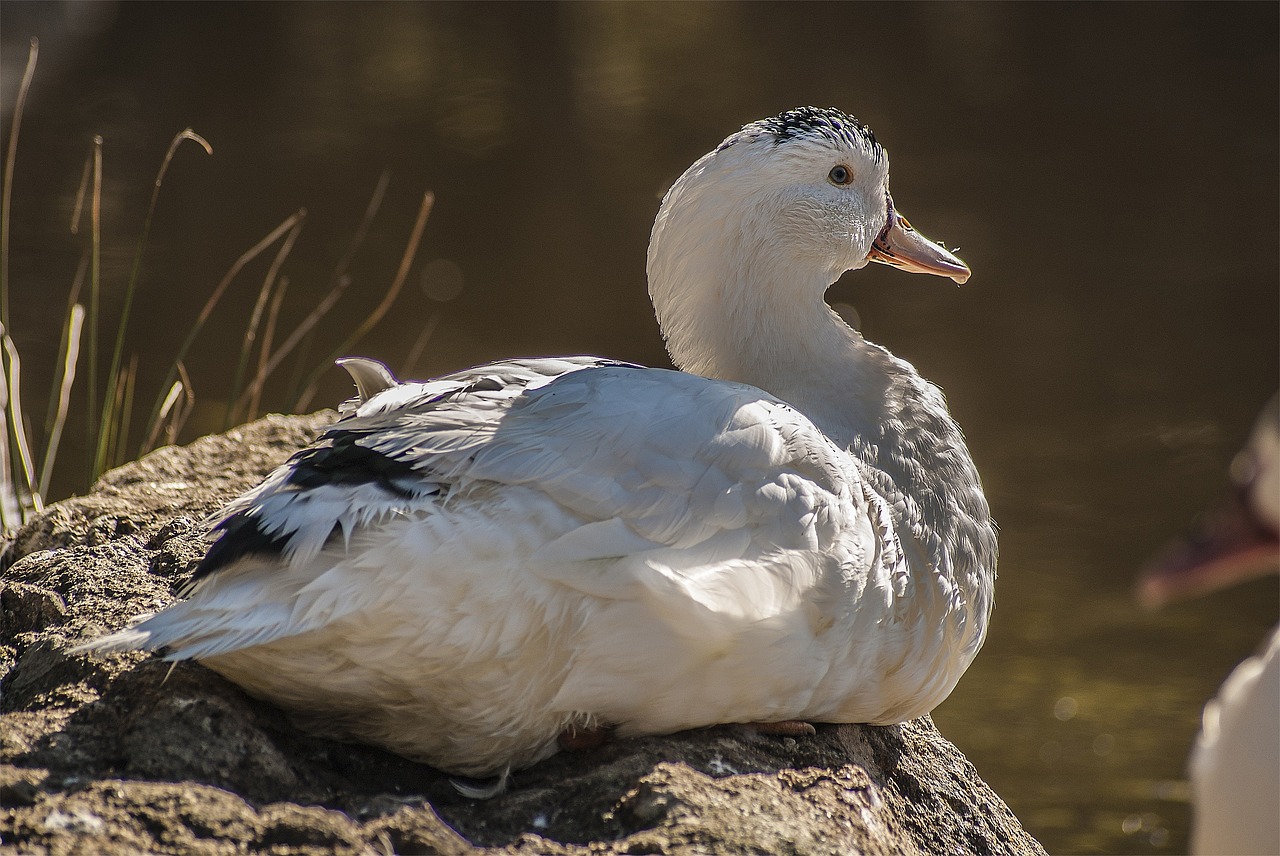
75, 586, 314, 662
77, 552, 368, 661
75, 616, 161, 655
113, 598, 304, 660
336, 357, 399, 412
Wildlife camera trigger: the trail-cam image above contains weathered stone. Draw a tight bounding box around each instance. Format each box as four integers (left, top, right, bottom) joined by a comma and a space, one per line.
0, 412, 1045, 855
1, 579, 68, 635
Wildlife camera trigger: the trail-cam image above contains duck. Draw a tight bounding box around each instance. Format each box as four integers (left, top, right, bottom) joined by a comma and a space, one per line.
90, 107, 998, 788
1139, 397, 1279, 855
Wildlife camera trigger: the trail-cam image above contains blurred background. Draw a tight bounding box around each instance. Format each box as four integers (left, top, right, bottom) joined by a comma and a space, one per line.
1, 3, 1276, 852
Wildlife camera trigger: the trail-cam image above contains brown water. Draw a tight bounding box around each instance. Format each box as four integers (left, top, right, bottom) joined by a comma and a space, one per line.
2, 4, 1277, 853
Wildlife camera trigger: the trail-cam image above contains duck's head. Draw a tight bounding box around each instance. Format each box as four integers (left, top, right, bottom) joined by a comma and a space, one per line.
648, 107, 969, 374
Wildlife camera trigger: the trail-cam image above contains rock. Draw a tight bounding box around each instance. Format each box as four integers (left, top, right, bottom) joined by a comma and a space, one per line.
0, 412, 1046, 855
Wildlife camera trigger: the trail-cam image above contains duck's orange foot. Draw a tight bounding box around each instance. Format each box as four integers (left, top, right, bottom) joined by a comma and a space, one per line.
558, 723, 613, 751
739, 719, 818, 737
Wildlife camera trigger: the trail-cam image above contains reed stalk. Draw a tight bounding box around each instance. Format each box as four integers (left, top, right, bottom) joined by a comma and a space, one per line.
1, 38, 38, 334
0, 362, 13, 531
110, 354, 138, 469
31, 169, 90, 515
43, 254, 86, 440
86, 136, 101, 481
139, 210, 301, 459
295, 190, 433, 410
225, 212, 305, 429
95, 129, 211, 479
0, 39, 39, 528
240, 275, 350, 416
168, 361, 194, 445
238, 172, 389, 417
399, 310, 441, 378
2, 331, 41, 512
70, 154, 91, 235
38, 303, 84, 499
146, 381, 184, 455
248, 276, 290, 420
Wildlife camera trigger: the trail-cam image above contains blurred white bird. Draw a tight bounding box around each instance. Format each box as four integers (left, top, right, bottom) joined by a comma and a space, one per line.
91, 108, 997, 787
1140, 397, 1279, 855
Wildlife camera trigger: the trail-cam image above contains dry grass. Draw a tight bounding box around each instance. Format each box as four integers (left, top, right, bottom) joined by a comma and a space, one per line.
0, 37, 435, 534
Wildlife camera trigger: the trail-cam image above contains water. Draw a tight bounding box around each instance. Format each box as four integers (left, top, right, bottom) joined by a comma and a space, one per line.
2, 4, 1276, 853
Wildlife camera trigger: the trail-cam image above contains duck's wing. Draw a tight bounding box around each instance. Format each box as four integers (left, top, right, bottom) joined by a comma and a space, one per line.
187, 356, 625, 580
100, 357, 899, 662
365, 360, 882, 571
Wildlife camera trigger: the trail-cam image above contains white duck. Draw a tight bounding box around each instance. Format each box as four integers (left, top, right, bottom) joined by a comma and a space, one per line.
92, 108, 997, 785
1140, 398, 1279, 855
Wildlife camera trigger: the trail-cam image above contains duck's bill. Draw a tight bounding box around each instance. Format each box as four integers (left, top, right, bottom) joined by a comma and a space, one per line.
1139, 398, 1280, 609
1136, 491, 1280, 610
868, 210, 970, 285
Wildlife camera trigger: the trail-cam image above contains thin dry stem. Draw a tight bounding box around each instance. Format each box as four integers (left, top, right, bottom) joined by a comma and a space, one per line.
333, 171, 391, 288
1, 39, 40, 529
247, 173, 389, 416
43, 253, 87, 435
70, 152, 91, 235
147, 379, 183, 455
102, 356, 129, 470
399, 310, 441, 378
244, 275, 351, 415
1, 37, 38, 332
2, 332, 41, 513
143, 361, 194, 454
249, 276, 290, 420
39, 303, 84, 499
167, 362, 195, 446
111, 354, 138, 468
97, 129, 212, 479
297, 190, 434, 409
141, 210, 301, 456
0, 349, 13, 532
226, 211, 305, 428
86, 136, 102, 479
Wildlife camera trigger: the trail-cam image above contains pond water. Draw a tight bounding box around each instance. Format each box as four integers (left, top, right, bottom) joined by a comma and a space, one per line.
2, 4, 1276, 853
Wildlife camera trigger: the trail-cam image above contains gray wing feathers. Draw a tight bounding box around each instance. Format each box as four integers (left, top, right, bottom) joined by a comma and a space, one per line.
205, 357, 872, 583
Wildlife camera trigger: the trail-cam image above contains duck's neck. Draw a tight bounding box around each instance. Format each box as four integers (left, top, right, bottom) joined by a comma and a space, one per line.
647, 216, 996, 610
649, 219, 895, 450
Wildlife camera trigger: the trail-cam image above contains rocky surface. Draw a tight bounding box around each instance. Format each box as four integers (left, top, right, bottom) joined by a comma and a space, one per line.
1, 412, 1046, 855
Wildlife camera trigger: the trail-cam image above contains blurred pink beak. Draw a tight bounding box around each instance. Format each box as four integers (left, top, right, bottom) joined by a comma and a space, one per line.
1137, 398, 1280, 609
868, 200, 970, 285
1137, 490, 1279, 610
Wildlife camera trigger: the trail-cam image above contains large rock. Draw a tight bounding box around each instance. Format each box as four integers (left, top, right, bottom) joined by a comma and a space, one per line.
1, 413, 1045, 855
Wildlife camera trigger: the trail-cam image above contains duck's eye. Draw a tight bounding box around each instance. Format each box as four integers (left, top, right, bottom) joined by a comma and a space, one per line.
828, 165, 853, 186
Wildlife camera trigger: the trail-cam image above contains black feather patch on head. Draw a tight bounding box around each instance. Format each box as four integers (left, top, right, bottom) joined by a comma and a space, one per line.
741, 107, 883, 159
